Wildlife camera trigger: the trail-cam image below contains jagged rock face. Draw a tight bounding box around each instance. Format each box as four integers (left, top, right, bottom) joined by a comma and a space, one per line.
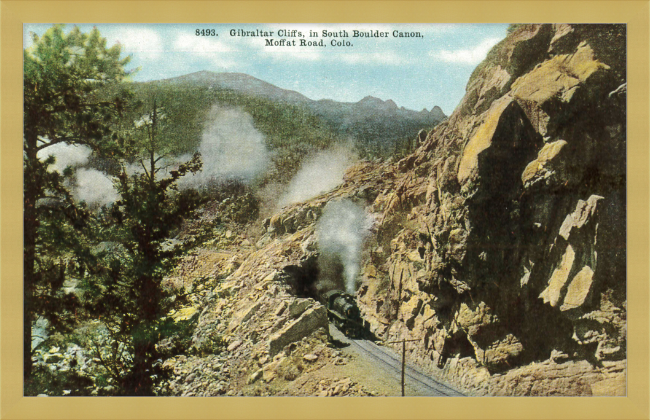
352, 24, 626, 395
179, 24, 625, 397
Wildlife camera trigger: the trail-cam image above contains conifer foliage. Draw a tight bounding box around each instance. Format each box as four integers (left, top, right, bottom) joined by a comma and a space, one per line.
92, 99, 202, 395
23, 25, 130, 382
24, 25, 203, 395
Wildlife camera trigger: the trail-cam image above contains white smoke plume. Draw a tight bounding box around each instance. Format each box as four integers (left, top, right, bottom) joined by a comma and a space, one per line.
37, 142, 92, 173
123, 155, 179, 179
74, 168, 119, 207
37, 141, 119, 207
278, 146, 356, 208
316, 199, 370, 294
179, 105, 269, 189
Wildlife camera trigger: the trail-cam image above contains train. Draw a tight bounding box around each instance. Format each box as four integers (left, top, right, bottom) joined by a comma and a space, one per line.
320, 289, 368, 338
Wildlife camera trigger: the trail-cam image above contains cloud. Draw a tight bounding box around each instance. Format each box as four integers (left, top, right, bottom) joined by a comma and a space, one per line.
173, 34, 234, 55
278, 145, 356, 207
263, 48, 324, 62
338, 50, 407, 66
36, 141, 118, 207
211, 57, 244, 69
237, 36, 324, 62
172, 33, 240, 68
111, 27, 164, 60
430, 37, 501, 65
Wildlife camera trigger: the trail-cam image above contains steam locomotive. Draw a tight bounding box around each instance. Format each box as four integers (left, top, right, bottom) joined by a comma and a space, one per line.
320, 289, 367, 338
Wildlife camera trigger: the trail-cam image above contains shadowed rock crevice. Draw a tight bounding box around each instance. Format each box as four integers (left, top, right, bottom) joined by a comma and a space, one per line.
280, 255, 320, 299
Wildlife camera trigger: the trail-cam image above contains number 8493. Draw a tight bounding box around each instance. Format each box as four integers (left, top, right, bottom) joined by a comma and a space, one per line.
196, 29, 217, 36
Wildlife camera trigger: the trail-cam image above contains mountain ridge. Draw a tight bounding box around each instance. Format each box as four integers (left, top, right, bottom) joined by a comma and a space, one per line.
148, 70, 447, 157
162, 70, 445, 114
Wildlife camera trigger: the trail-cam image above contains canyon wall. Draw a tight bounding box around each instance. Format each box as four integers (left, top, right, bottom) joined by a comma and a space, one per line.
186, 24, 626, 396
354, 23, 626, 395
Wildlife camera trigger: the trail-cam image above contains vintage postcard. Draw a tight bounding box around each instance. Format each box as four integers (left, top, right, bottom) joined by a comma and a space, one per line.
22, 21, 627, 401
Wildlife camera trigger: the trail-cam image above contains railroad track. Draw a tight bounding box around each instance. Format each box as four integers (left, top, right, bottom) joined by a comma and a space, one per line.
330, 325, 464, 396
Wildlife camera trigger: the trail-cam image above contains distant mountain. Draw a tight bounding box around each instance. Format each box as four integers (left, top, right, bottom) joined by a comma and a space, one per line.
430, 106, 446, 121
160, 71, 447, 156
166, 71, 312, 105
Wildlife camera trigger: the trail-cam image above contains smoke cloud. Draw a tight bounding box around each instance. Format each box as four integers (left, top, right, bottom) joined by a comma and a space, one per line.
316, 199, 369, 294
74, 168, 119, 207
278, 146, 356, 208
37, 142, 92, 173
37, 142, 119, 207
179, 105, 269, 189
123, 155, 177, 179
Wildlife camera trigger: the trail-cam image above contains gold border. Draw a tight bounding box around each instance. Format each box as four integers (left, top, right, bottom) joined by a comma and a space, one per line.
2, 1, 648, 419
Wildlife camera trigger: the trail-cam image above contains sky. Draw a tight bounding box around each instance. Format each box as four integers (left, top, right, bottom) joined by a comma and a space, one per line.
24, 23, 508, 115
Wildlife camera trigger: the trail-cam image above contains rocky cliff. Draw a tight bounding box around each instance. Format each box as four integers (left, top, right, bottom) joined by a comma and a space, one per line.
352, 23, 626, 395
167, 24, 626, 396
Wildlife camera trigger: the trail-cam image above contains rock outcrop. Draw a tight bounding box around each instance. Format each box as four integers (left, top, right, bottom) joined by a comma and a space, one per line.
268, 305, 328, 357
170, 24, 625, 397
351, 24, 626, 395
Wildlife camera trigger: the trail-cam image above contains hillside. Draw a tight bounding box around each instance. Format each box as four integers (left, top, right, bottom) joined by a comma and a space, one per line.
98, 73, 446, 191
163, 23, 625, 396
160, 71, 447, 157
28, 24, 626, 398
116, 80, 343, 186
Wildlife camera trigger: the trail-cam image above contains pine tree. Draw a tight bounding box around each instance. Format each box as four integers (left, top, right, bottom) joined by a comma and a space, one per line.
89, 99, 202, 395
23, 24, 131, 381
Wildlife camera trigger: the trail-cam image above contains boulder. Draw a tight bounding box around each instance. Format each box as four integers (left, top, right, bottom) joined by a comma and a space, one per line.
521, 140, 569, 189
268, 305, 328, 357
472, 333, 524, 371
171, 306, 199, 322
227, 340, 242, 352
248, 369, 263, 384
268, 214, 283, 234
274, 301, 287, 317
539, 245, 576, 307
228, 301, 262, 332
559, 195, 603, 241
457, 97, 541, 198
458, 97, 515, 185
539, 195, 603, 311
455, 302, 496, 334
511, 41, 610, 137
288, 298, 313, 318
560, 266, 595, 311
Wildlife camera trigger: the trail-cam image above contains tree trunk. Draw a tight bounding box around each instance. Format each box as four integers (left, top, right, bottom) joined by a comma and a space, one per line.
125, 274, 159, 395
23, 134, 38, 382
125, 339, 156, 396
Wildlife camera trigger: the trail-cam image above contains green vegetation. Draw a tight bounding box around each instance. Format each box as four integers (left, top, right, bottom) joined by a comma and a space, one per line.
24, 24, 438, 396
24, 25, 203, 396
115, 81, 342, 186
87, 100, 203, 395
23, 24, 130, 383
113, 79, 433, 185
